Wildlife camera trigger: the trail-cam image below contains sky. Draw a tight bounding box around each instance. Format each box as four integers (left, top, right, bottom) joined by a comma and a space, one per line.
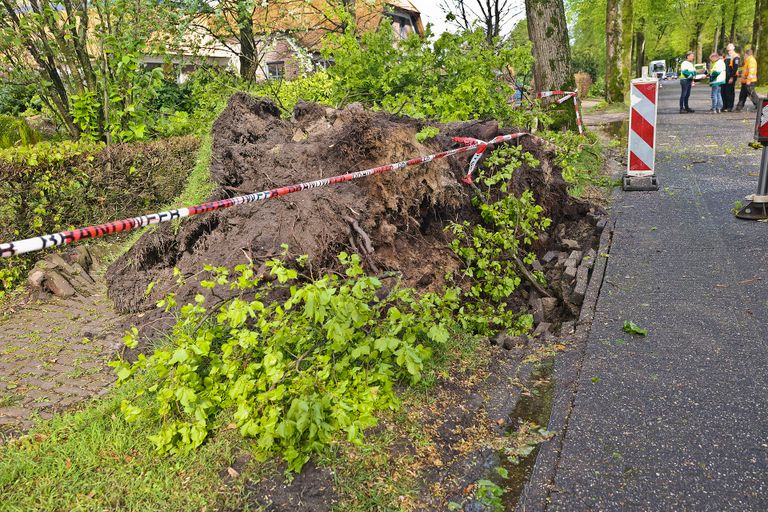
409, 1, 525, 37
409, 1, 452, 35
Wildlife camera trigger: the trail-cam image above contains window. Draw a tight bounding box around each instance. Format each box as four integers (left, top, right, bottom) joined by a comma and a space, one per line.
312, 55, 334, 71
267, 61, 285, 79
385, 11, 418, 39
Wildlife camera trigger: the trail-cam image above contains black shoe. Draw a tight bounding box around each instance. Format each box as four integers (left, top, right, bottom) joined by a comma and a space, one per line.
686, 108, 695, 113
722, 108, 732, 112
734, 105, 743, 112
680, 109, 687, 114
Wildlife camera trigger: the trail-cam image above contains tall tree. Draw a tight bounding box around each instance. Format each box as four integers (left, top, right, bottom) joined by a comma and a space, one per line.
730, 3, 738, 44
605, 0, 632, 102
753, 0, 762, 52
718, 4, 727, 51
635, 27, 646, 79
758, 0, 768, 84
525, 0, 576, 126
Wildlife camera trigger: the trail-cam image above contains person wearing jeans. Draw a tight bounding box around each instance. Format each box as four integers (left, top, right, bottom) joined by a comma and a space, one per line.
736, 49, 760, 111
708, 52, 725, 113
679, 51, 696, 113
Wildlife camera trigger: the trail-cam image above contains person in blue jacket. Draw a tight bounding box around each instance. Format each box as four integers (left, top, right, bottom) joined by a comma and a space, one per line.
679, 52, 696, 113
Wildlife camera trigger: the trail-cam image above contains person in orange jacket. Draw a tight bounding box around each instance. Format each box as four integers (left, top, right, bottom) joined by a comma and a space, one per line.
735, 48, 760, 112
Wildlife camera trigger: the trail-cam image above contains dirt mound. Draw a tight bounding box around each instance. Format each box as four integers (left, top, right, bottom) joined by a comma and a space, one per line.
107, 93, 585, 318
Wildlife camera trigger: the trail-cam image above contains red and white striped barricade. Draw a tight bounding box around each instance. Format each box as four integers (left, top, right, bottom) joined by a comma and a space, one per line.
623, 78, 660, 191
736, 98, 768, 219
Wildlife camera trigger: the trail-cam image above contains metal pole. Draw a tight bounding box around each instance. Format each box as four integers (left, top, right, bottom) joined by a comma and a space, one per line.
756, 145, 768, 197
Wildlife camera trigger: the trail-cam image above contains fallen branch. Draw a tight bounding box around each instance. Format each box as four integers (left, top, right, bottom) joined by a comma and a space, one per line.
512, 253, 552, 298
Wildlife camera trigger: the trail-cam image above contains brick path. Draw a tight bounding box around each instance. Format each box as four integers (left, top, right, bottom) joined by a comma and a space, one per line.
0, 282, 121, 436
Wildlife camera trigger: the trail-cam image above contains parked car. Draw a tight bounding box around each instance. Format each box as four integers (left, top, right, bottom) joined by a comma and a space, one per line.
664, 71, 677, 80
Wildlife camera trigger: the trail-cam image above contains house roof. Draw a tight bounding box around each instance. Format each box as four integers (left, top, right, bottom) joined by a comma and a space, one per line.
251, 0, 424, 51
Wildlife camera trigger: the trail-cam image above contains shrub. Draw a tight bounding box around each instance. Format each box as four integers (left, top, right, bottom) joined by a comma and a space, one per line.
0, 136, 200, 297
114, 253, 460, 472
0, 84, 35, 116
323, 26, 529, 125
448, 146, 548, 332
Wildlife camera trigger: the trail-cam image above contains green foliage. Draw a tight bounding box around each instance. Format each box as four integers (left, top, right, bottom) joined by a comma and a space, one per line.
622, 320, 648, 336
473, 479, 505, 511
253, 71, 336, 116
0, 136, 199, 297
545, 130, 610, 196
449, 147, 549, 332
415, 126, 440, 142
0, 115, 39, 149
323, 26, 532, 125
115, 253, 461, 473
0, 83, 35, 116
185, 69, 245, 130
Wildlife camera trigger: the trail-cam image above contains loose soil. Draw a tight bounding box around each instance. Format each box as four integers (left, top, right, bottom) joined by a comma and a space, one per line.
107, 93, 591, 331
98, 93, 608, 509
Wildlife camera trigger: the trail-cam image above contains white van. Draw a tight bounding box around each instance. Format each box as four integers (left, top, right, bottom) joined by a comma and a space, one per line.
649, 60, 666, 80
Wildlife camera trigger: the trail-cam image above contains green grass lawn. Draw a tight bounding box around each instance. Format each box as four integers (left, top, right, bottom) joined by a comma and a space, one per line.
0, 328, 491, 511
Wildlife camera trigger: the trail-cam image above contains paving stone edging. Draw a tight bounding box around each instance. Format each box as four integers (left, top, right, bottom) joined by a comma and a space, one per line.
516, 218, 615, 511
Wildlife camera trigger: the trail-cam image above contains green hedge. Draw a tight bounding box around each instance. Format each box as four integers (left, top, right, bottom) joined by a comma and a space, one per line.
0, 135, 200, 296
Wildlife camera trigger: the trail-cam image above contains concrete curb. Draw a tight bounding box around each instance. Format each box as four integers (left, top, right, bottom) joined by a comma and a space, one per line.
516, 218, 615, 512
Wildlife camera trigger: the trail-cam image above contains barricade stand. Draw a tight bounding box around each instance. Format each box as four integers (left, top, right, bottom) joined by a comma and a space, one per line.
623, 78, 660, 191
735, 98, 768, 220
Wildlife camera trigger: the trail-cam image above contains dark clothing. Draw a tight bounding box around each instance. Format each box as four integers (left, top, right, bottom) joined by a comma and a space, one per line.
737, 83, 761, 108
725, 55, 741, 79
723, 55, 741, 110
680, 78, 693, 110
722, 82, 736, 109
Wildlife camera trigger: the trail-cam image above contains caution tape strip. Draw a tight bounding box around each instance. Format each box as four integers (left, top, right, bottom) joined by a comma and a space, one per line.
0, 133, 527, 258
536, 91, 584, 135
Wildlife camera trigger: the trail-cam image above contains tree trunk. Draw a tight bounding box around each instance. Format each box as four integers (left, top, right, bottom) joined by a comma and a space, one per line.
525, 0, 576, 126
693, 21, 704, 62
621, 0, 633, 85
753, 0, 762, 52
238, 12, 256, 79
730, 3, 738, 43
635, 31, 646, 78
713, 24, 721, 54
718, 4, 726, 52
605, 0, 631, 102
759, 0, 768, 85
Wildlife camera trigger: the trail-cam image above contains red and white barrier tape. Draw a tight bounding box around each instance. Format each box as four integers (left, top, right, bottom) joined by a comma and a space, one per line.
0, 133, 527, 258
536, 91, 584, 135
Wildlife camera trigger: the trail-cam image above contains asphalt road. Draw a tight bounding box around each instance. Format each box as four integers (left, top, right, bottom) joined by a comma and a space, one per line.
545, 83, 768, 510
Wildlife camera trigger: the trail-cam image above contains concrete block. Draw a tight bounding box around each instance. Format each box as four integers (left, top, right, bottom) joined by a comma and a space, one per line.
561, 238, 580, 250
542, 251, 559, 264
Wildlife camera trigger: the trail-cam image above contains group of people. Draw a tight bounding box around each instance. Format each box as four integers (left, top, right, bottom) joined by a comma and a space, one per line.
678, 45, 761, 114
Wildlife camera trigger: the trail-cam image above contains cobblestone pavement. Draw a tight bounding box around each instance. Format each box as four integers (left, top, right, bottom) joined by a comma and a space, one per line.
0, 282, 121, 436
